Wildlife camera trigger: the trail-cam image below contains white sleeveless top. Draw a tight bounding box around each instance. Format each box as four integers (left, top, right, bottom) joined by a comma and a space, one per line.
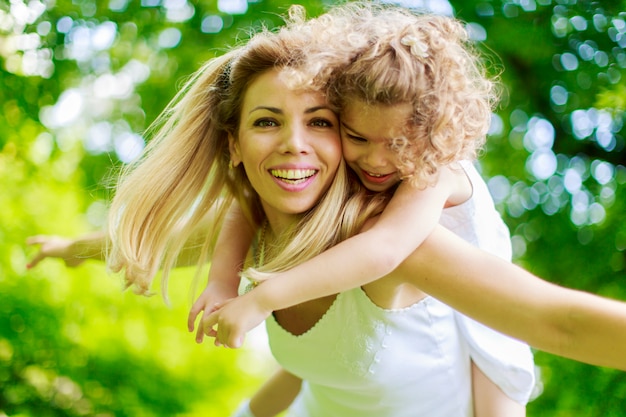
267, 290, 473, 417
266, 161, 536, 416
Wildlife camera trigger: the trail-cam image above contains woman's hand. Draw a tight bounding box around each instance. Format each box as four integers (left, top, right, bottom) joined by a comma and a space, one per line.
26, 235, 87, 269
26, 232, 107, 269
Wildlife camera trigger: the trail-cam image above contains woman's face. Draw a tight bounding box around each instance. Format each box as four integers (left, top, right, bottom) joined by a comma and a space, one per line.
230, 69, 342, 229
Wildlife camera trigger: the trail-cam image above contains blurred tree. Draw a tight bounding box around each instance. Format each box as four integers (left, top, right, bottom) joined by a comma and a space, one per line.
1, 0, 625, 415
0, 114, 271, 415
451, 1, 626, 415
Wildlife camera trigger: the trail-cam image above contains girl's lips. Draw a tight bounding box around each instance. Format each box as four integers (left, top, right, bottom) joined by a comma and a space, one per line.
269, 168, 318, 191
361, 169, 395, 184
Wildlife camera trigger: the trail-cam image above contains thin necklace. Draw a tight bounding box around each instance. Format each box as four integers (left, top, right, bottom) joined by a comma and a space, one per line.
255, 219, 268, 268
245, 220, 267, 294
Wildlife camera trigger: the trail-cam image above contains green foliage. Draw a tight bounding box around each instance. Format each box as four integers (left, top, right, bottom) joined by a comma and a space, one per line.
0, 138, 269, 415
1, 0, 625, 415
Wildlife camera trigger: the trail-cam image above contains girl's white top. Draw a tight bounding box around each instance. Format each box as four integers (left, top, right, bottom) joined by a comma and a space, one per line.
266, 161, 536, 417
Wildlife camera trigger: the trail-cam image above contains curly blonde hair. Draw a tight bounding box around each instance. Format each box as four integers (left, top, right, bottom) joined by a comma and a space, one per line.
324, 4, 500, 188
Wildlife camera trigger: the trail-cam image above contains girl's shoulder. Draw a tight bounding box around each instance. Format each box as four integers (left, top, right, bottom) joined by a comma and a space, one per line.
439, 163, 473, 208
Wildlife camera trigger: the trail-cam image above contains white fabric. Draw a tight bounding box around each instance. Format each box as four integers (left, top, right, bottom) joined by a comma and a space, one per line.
267, 290, 473, 417
440, 161, 536, 404
266, 160, 536, 416
438, 161, 512, 261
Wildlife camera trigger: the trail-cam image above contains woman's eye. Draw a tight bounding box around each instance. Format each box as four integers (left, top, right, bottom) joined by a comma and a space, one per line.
254, 118, 278, 127
310, 118, 333, 128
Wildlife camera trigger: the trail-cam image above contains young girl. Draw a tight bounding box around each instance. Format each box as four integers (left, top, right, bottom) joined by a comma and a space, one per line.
190, 4, 537, 414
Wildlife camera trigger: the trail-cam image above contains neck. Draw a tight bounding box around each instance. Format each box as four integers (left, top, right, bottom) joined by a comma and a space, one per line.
255, 215, 288, 269
263, 208, 300, 238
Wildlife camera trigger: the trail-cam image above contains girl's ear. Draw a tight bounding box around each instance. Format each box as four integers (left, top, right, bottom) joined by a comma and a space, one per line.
228, 133, 242, 167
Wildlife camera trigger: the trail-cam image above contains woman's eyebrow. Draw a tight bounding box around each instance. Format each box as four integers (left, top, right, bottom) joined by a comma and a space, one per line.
249, 105, 333, 115
249, 106, 282, 115
305, 105, 333, 114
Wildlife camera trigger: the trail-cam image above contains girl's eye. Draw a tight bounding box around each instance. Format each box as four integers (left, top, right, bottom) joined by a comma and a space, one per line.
310, 118, 333, 128
253, 118, 278, 127
346, 133, 367, 143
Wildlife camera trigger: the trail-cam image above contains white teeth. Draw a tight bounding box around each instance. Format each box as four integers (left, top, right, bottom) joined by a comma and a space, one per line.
270, 169, 316, 183
367, 172, 385, 178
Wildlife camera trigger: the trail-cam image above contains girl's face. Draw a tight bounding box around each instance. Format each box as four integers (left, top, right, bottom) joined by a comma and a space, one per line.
341, 99, 413, 192
230, 69, 342, 230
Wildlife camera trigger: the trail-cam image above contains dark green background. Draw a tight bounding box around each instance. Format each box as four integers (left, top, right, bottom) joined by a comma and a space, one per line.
1, 0, 625, 415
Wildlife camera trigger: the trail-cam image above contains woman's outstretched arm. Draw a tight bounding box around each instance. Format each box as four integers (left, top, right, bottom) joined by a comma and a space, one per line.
405, 225, 626, 370
26, 205, 220, 271
27, 232, 107, 269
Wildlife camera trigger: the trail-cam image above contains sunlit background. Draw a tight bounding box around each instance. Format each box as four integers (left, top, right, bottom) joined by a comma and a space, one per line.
1, 0, 625, 415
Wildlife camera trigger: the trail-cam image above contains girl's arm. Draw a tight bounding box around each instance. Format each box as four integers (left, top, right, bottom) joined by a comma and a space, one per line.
203, 169, 467, 347
405, 225, 626, 371
202, 172, 459, 347
471, 362, 525, 417
253, 167, 462, 309
188, 202, 256, 342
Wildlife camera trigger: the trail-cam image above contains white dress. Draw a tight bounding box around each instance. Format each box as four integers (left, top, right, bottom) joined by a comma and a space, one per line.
440, 161, 536, 405
266, 161, 536, 417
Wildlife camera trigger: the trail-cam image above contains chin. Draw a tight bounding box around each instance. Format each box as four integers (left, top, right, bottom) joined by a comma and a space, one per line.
360, 179, 394, 193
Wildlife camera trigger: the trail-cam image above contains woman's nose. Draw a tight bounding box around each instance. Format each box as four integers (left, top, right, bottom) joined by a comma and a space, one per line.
279, 125, 311, 154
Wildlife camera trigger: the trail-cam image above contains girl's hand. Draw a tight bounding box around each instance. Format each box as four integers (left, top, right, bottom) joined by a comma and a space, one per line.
201, 290, 272, 348
188, 280, 238, 343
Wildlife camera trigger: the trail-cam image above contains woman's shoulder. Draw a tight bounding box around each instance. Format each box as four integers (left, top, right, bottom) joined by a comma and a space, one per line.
362, 270, 428, 309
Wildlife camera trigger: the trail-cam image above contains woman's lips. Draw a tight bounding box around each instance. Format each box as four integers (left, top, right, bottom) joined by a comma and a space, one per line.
270, 168, 318, 191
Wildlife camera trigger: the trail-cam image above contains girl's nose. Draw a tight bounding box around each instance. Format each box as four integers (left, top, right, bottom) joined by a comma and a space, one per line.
363, 144, 390, 169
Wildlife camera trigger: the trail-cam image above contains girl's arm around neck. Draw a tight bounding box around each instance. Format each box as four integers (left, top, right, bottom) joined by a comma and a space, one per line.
405, 225, 626, 371
256, 172, 457, 312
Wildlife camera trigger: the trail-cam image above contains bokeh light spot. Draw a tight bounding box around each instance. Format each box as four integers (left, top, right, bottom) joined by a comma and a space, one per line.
218, 0, 248, 15
201, 15, 224, 33
158, 27, 182, 48
560, 52, 579, 71
550, 84, 568, 106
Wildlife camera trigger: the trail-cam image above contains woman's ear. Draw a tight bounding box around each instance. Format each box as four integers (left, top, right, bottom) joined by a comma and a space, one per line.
228, 133, 242, 167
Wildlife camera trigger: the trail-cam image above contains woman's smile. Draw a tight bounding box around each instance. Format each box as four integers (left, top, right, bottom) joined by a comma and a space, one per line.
269, 167, 319, 189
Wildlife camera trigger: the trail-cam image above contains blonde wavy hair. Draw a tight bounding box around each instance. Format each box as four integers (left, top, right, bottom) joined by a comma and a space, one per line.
107, 4, 387, 298
325, 4, 500, 188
